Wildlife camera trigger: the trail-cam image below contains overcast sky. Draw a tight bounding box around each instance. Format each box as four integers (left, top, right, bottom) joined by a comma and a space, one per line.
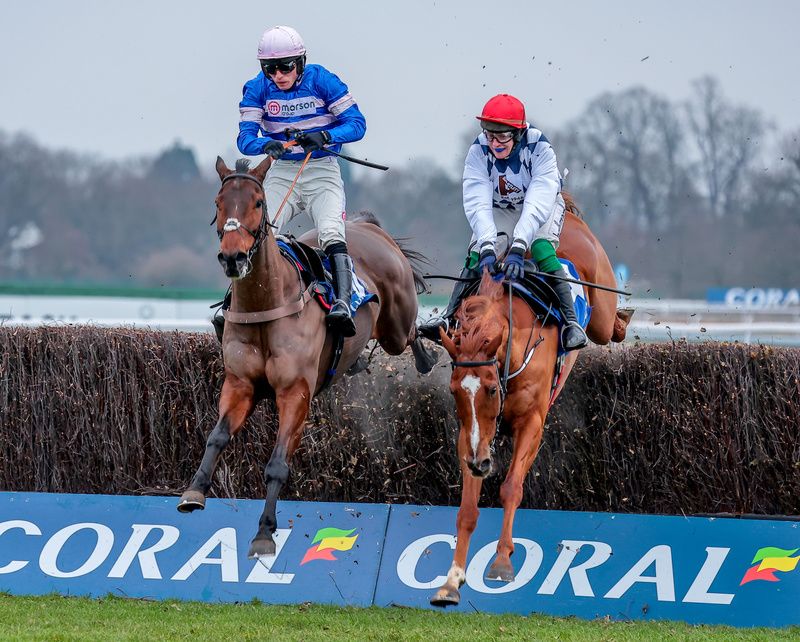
2, 1, 798, 172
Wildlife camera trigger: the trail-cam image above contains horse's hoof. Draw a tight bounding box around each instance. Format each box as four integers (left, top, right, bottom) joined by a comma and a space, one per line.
486, 558, 515, 583
176, 490, 206, 513
346, 354, 369, 376
248, 536, 276, 559
430, 586, 460, 607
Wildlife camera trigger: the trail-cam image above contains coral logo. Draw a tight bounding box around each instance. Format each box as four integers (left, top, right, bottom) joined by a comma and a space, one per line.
267, 101, 281, 116
740, 546, 799, 585
301, 527, 358, 565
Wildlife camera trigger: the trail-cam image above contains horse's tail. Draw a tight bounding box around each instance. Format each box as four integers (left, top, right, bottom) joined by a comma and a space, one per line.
562, 190, 583, 219
352, 210, 430, 294
395, 241, 431, 294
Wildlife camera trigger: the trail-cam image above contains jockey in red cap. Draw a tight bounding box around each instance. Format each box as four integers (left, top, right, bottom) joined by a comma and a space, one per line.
419, 94, 588, 351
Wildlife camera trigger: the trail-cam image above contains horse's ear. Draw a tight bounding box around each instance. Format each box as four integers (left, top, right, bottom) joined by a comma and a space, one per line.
216, 156, 232, 181
478, 269, 503, 301
440, 327, 458, 359
251, 156, 273, 183
484, 330, 503, 358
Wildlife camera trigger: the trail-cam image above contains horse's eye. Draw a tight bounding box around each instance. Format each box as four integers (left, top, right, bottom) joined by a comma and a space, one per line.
255, 200, 264, 209
487, 386, 498, 396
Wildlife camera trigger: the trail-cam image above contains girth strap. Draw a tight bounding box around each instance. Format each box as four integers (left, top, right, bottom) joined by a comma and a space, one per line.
222, 284, 315, 324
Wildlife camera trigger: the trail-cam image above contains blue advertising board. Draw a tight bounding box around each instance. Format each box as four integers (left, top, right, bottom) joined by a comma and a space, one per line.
376, 505, 800, 628
2, 493, 798, 627
707, 287, 800, 308
0, 492, 387, 606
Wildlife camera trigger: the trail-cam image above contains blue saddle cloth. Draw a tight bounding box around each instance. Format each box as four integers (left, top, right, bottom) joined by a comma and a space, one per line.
276, 239, 377, 315
509, 259, 591, 355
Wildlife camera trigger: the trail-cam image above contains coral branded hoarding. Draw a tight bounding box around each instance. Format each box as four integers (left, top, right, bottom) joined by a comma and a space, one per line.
0, 493, 797, 627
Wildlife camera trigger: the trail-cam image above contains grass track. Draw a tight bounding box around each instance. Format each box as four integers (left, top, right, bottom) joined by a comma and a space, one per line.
0, 595, 796, 641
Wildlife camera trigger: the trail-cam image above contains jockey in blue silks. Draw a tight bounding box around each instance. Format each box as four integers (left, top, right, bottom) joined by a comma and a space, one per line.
230, 25, 366, 338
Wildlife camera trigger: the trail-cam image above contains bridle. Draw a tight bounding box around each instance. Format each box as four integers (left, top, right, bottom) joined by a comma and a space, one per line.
451, 355, 505, 435
449, 287, 549, 443
213, 172, 276, 269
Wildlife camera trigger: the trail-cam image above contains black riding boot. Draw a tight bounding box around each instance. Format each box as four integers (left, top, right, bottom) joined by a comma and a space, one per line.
418, 266, 479, 342
211, 289, 232, 343
327, 251, 357, 337
550, 269, 588, 351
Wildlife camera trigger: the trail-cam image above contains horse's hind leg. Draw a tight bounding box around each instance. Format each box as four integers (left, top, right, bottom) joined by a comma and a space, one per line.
177, 375, 254, 513
248, 379, 311, 558
410, 330, 439, 374
375, 293, 438, 374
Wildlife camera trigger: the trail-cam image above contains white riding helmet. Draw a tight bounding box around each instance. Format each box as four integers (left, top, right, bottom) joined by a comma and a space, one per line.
257, 26, 306, 60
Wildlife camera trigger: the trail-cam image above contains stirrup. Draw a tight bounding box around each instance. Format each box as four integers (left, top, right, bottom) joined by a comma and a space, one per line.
327, 301, 356, 337
418, 317, 448, 343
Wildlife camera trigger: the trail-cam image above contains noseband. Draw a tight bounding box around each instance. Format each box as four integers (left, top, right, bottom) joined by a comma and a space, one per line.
214, 173, 276, 265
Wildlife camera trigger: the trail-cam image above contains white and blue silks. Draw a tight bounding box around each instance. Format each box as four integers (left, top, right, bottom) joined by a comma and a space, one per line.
238, 64, 366, 161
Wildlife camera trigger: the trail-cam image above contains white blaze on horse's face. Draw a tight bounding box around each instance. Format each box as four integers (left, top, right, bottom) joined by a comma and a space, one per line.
460, 374, 482, 454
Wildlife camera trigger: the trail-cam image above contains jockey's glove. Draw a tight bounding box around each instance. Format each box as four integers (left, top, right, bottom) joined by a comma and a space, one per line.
503, 246, 526, 281
295, 130, 331, 153
262, 140, 286, 160
478, 245, 497, 274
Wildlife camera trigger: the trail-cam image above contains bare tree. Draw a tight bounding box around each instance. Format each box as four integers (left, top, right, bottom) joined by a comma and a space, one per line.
685, 76, 768, 218
556, 87, 690, 230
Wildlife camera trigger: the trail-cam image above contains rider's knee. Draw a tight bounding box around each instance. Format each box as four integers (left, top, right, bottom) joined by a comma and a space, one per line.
531, 239, 561, 273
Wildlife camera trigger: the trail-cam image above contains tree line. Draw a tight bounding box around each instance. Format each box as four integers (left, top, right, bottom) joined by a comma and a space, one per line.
1, 76, 797, 297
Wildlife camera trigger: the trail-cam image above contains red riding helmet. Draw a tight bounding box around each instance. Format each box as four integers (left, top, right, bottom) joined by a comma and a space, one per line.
476, 94, 527, 131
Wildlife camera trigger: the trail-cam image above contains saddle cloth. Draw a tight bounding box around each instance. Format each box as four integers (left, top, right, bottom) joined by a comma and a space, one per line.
276, 236, 377, 315
462, 258, 591, 355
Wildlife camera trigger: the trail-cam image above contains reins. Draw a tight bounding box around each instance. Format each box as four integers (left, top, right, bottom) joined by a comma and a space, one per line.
215, 154, 315, 325
269, 151, 312, 227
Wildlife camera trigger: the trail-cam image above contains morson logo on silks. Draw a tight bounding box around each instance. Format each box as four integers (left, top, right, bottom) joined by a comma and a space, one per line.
740, 546, 799, 585
1, 493, 799, 627
301, 528, 358, 565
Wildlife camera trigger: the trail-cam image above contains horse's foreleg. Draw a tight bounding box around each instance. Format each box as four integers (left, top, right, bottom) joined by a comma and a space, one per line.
431, 461, 482, 607
488, 414, 545, 582
248, 379, 310, 558
177, 375, 254, 513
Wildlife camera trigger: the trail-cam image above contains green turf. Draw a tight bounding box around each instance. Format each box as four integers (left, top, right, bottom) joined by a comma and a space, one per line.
0, 594, 795, 642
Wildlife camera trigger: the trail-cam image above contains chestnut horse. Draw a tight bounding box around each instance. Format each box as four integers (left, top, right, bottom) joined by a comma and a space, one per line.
431, 206, 630, 606
177, 156, 436, 558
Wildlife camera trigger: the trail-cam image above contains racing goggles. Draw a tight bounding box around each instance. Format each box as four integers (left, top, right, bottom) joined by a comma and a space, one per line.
261, 58, 298, 76
483, 129, 516, 144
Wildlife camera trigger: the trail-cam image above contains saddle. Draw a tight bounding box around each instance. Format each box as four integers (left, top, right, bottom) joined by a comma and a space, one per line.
276, 235, 378, 313
277, 235, 329, 284
457, 259, 591, 354
460, 261, 561, 320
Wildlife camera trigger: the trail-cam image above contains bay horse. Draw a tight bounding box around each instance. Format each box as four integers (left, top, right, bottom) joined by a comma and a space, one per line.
431, 204, 631, 606
177, 156, 436, 558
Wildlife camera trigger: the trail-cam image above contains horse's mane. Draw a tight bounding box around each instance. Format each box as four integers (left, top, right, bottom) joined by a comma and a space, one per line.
235, 158, 252, 173
352, 210, 382, 227
562, 190, 583, 218
454, 295, 503, 359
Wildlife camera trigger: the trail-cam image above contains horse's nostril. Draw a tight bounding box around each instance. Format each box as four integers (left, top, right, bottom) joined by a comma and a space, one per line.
467, 457, 492, 478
